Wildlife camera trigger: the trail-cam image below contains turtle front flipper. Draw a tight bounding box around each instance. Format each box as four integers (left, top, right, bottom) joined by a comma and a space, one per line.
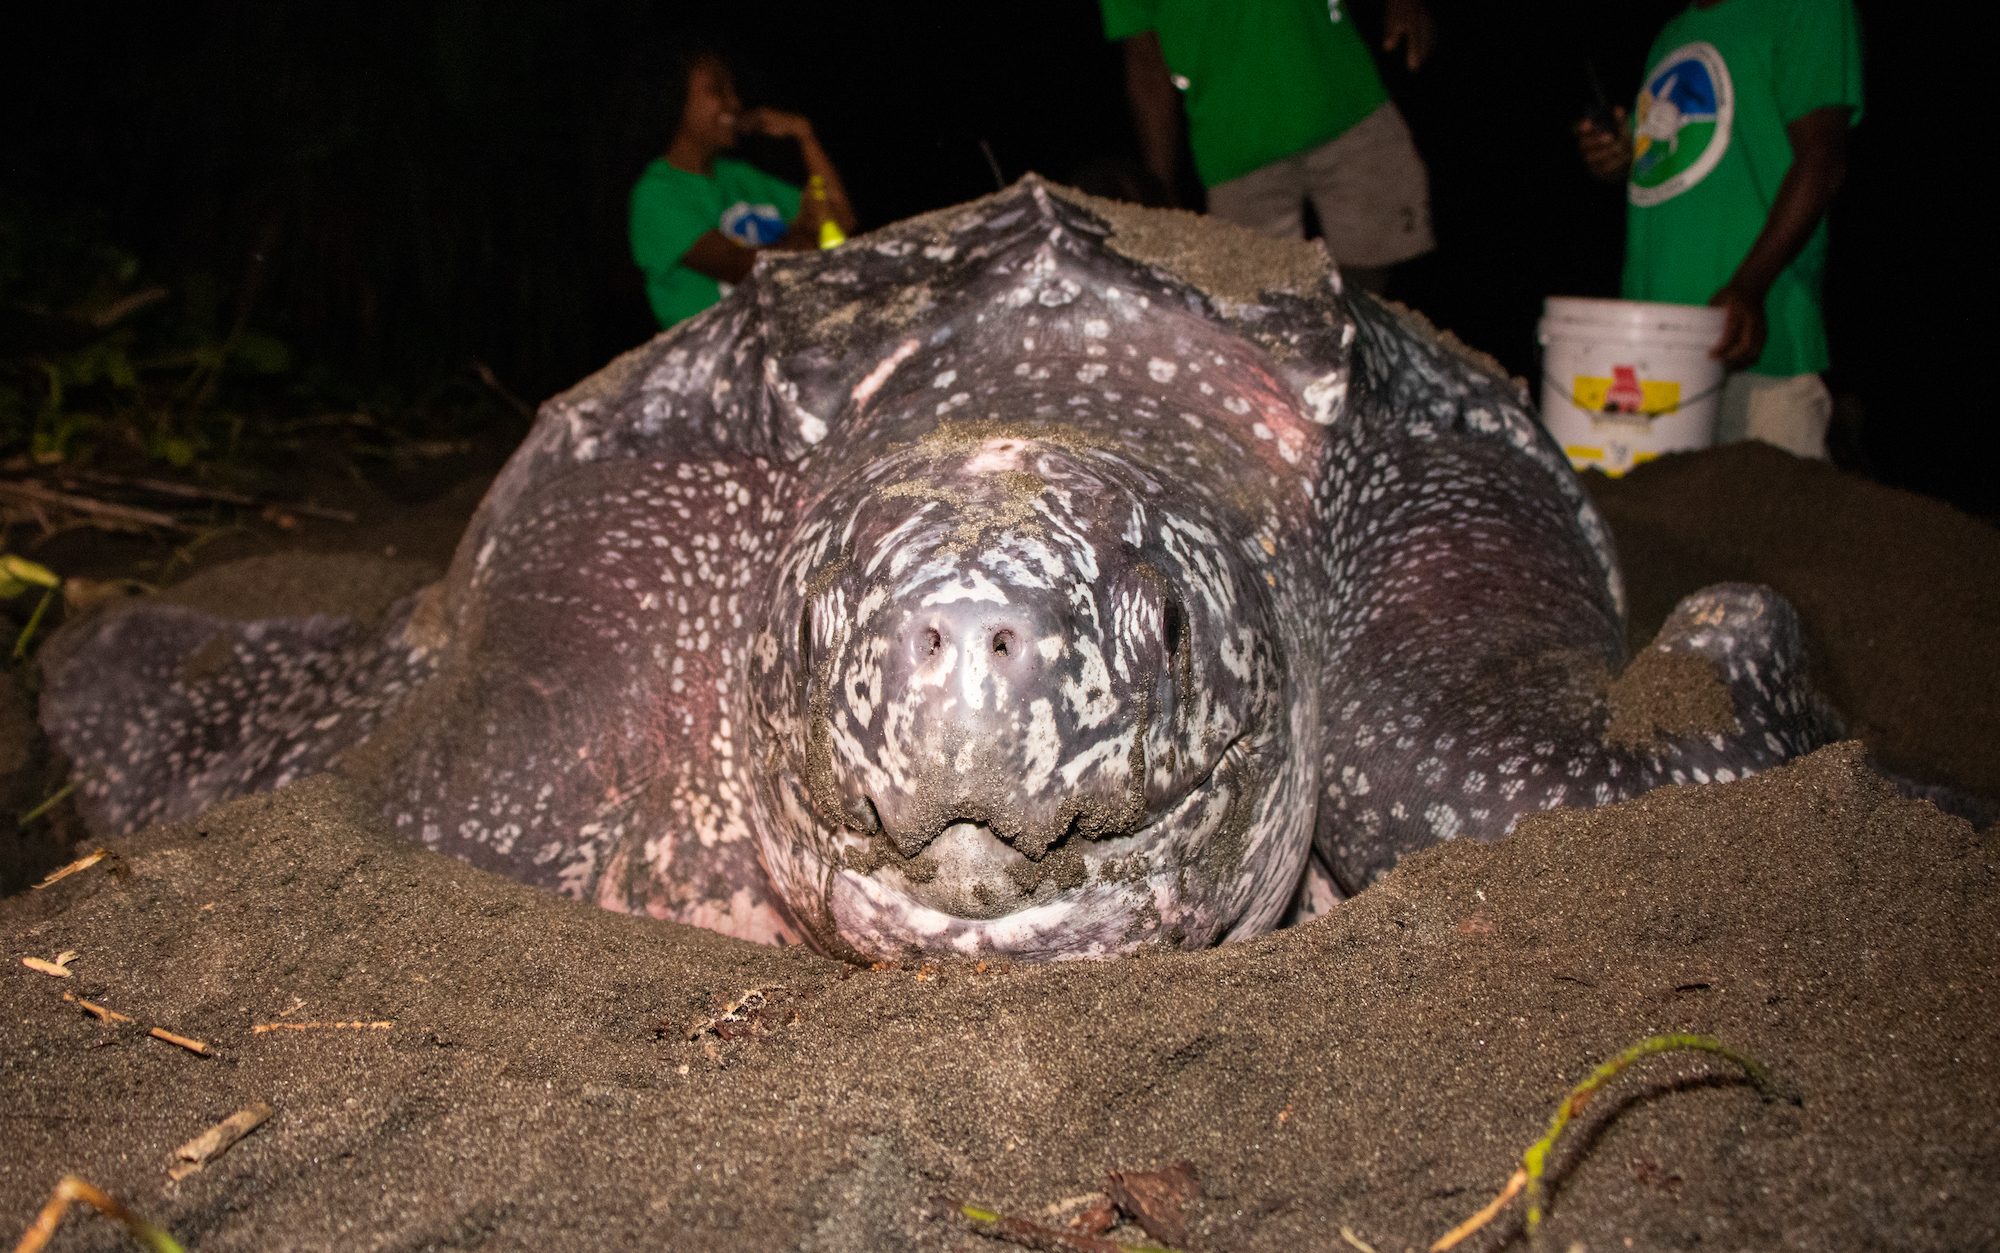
1310, 297, 1841, 893
1316, 569, 1841, 893
1607, 582, 1842, 787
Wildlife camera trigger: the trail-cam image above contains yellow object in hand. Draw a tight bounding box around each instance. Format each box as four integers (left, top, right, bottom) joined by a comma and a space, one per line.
808, 175, 845, 249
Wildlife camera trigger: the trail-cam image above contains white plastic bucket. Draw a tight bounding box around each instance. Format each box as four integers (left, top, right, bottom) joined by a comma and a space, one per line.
1537, 297, 1728, 476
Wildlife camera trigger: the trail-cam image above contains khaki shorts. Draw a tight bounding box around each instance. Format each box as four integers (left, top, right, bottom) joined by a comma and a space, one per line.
1206, 102, 1435, 269
1716, 372, 1831, 460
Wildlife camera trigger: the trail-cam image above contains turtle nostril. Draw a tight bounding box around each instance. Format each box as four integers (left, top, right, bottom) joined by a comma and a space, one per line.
921, 626, 943, 659
990, 629, 1015, 658
1162, 598, 1184, 656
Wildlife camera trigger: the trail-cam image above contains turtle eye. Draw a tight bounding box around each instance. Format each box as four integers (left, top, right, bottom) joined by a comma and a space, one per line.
1161, 596, 1185, 658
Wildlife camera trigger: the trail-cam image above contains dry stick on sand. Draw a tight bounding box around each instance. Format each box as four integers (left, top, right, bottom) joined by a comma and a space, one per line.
11, 1174, 184, 1253
168, 1103, 274, 1181
56, 470, 360, 523
1432, 1033, 1784, 1252
32, 848, 107, 890
62, 992, 131, 1024
250, 1020, 393, 1034
147, 1029, 212, 1057
0, 481, 182, 532
60, 993, 214, 1056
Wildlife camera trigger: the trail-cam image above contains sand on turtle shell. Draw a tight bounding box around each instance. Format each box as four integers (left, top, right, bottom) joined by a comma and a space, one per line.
2, 443, 1997, 1249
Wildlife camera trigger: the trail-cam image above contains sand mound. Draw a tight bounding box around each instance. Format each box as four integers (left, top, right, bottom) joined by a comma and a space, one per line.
1, 745, 1993, 1250
4, 443, 1997, 1248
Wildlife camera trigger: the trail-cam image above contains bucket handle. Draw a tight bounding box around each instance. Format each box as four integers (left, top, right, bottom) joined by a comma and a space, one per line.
1535, 342, 1728, 419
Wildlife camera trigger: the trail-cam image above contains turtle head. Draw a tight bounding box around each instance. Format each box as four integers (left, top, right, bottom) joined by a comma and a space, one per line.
746, 430, 1312, 961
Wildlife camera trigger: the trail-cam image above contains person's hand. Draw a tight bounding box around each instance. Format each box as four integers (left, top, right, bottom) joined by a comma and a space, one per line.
1709, 281, 1768, 369
1576, 108, 1631, 183
741, 107, 814, 143
775, 195, 829, 251
1383, 0, 1437, 71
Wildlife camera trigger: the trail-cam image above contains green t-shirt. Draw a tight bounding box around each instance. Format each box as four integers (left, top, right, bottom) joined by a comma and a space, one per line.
1099, 0, 1388, 188
1621, 0, 1863, 376
628, 157, 801, 328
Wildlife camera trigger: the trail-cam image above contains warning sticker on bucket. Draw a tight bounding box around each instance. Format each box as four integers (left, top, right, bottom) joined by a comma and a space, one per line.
1572, 366, 1681, 417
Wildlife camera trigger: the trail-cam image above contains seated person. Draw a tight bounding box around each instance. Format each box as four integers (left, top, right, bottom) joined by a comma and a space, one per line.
629, 48, 857, 328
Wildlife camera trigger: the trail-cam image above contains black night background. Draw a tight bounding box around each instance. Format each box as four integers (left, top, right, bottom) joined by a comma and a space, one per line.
3, 0, 1980, 511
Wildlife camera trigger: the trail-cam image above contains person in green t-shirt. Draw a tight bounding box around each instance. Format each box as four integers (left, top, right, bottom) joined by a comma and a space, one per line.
1100, 0, 1438, 293
1577, 0, 1861, 459
629, 47, 857, 329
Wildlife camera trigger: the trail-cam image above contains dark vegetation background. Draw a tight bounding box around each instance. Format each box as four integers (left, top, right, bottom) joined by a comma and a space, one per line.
2, 1, 1982, 512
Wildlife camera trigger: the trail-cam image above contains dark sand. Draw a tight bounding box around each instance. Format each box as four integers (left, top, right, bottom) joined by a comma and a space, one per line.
4, 443, 1997, 1250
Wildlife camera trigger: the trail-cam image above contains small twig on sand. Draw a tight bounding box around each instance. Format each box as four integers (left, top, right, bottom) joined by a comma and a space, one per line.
147, 1029, 211, 1057
168, 1103, 273, 1181
61, 993, 131, 1024
1429, 1170, 1524, 1252
250, 1020, 393, 1034
961, 1205, 1177, 1253
1339, 1225, 1382, 1253
1435, 1033, 1783, 1251
11, 1173, 184, 1253
32, 847, 106, 889
60, 993, 213, 1056
0, 482, 181, 532
59, 470, 360, 523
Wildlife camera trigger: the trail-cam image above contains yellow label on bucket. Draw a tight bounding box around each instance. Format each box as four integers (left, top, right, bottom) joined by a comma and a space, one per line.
1572, 374, 1681, 416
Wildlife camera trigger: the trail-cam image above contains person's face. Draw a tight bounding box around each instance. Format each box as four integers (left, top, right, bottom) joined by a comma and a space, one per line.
680, 58, 742, 151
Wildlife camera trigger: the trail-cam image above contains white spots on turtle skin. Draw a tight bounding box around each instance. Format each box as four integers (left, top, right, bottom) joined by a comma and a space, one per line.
1060, 637, 1119, 730
1300, 371, 1348, 425
920, 571, 1007, 607
1424, 803, 1461, 840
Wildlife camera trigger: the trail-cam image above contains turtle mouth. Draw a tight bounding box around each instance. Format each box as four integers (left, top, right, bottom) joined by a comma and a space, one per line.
852, 736, 1249, 921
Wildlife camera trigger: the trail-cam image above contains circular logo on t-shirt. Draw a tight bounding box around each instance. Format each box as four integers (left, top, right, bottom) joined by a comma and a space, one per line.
721, 201, 787, 247
1629, 42, 1734, 207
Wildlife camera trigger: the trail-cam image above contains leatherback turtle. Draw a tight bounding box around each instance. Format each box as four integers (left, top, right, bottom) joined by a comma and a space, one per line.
40, 178, 1838, 961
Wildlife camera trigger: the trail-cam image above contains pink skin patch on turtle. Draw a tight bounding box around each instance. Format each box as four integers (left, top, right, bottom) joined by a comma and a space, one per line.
852, 338, 921, 410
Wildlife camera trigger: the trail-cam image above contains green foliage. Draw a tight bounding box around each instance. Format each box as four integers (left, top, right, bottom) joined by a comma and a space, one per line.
0, 201, 294, 469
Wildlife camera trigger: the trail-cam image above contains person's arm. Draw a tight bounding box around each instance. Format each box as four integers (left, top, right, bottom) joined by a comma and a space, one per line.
1709, 105, 1852, 368
1575, 106, 1631, 183
633, 176, 757, 286
1381, 0, 1437, 71
744, 107, 858, 237
678, 230, 759, 284
1120, 32, 1183, 200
